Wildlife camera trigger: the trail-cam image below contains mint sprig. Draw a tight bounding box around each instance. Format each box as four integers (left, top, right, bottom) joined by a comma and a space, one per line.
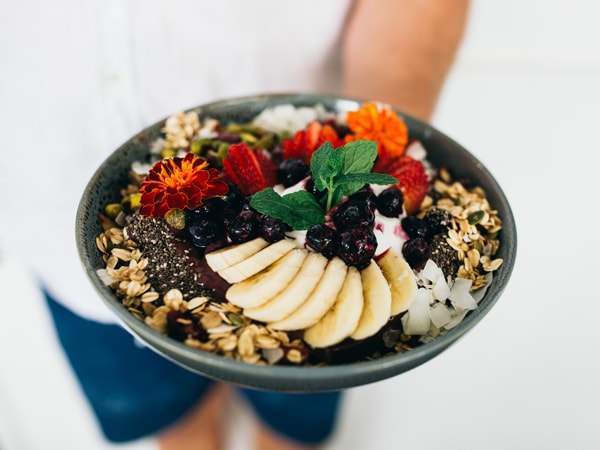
311, 140, 397, 210
250, 139, 398, 230
250, 188, 324, 230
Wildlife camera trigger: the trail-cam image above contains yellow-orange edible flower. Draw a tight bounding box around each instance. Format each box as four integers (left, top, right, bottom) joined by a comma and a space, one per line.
139, 153, 228, 218
344, 102, 409, 161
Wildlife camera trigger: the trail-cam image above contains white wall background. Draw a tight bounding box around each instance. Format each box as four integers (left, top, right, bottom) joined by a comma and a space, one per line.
1, 1, 599, 449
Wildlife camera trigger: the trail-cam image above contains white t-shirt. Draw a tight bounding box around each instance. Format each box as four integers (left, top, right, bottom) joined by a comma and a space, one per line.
0, 0, 353, 323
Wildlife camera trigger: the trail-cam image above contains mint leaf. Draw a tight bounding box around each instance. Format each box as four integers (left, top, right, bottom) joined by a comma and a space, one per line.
340, 140, 378, 175
310, 142, 341, 192
335, 172, 398, 199
250, 188, 324, 230
336, 172, 398, 187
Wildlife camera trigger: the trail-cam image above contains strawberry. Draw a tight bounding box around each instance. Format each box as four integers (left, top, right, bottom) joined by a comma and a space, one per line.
387, 156, 429, 215
282, 121, 343, 164
254, 148, 277, 187
222, 143, 276, 195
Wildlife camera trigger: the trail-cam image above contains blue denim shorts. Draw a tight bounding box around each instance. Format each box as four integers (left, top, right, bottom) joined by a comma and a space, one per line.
45, 293, 342, 444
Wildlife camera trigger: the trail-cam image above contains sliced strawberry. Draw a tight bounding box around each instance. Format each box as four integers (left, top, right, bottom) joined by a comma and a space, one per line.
388, 156, 429, 215
282, 130, 305, 161
222, 142, 270, 195
304, 121, 322, 154
221, 158, 243, 187
254, 148, 277, 187
282, 121, 343, 164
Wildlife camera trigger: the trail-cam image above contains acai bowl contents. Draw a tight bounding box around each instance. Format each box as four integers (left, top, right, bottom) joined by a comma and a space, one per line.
93, 100, 504, 367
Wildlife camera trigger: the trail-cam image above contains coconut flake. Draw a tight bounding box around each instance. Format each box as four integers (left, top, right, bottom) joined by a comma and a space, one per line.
252, 104, 333, 135
429, 302, 452, 328
419, 259, 445, 284
432, 276, 451, 302
405, 140, 427, 161
401, 288, 432, 335
449, 278, 478, 311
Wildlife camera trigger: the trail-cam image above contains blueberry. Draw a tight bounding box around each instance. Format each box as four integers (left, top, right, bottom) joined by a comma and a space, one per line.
260, 215, 289, 243
376, 187, 404, 217
402, 237, 431, 270
187, 193, 229, 222
277, 159, 310, 187
333, 201, 375, 232
306, 224, 339, 258
348, 188, 378, 213
218, 183, 246, 221
187, 203, 213, 223
401, 216, 429, 240
226, 209, 259, 244
305, 177, 325, 201
188, 219, 220, 248
338, 228, 377, 269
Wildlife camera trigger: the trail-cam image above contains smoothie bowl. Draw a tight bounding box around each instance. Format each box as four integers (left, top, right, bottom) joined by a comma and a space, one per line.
76, 94, 516, 392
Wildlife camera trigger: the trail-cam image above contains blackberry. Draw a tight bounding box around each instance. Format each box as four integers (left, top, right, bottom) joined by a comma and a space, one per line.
429, 234, 459, 278
277, 159, 310, 187
423, 207, 452, 236
260, 215, 289, 243
333, 201, 375, 232
402, 237, 431, 270
306, 223, 339, 258
226, 208, 259, 243
401, 216, 429, 240
338, 228, 377, 269
376, 187, 404, 217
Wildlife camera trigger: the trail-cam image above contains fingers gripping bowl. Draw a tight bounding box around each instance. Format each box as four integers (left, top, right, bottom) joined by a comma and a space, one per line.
76, 94, 516, 392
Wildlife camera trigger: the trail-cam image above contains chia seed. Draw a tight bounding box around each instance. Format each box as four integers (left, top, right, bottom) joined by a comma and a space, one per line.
429, 234, 460, 278
126, 213, 212, 299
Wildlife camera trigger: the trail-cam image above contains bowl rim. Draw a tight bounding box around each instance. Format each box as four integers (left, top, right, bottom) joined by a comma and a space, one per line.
76, 92, 517, 391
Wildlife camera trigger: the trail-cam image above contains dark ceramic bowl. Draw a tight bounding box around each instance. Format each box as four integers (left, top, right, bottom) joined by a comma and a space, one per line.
76, 93, 517, 392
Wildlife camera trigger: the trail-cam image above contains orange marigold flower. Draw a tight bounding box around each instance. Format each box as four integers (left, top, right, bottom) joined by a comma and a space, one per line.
139, 153, 228, 218
344, 102, 409, 160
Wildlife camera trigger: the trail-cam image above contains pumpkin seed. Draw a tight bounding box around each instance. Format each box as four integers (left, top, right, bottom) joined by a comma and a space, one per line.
468, 210, 485, 225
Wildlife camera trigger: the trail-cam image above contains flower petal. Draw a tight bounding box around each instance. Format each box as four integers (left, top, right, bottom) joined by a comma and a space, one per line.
138, 153, 228, 218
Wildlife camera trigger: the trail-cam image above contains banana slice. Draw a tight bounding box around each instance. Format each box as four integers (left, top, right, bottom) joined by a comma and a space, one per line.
217, 238, 297, 284
244, 251, 328, 323
225, 248, 307, 308
205, 237, 269, 272
377, 248, 418, 315
269, 257, 348, 331
350, 260, 392, 340
303, 266, 364, 348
